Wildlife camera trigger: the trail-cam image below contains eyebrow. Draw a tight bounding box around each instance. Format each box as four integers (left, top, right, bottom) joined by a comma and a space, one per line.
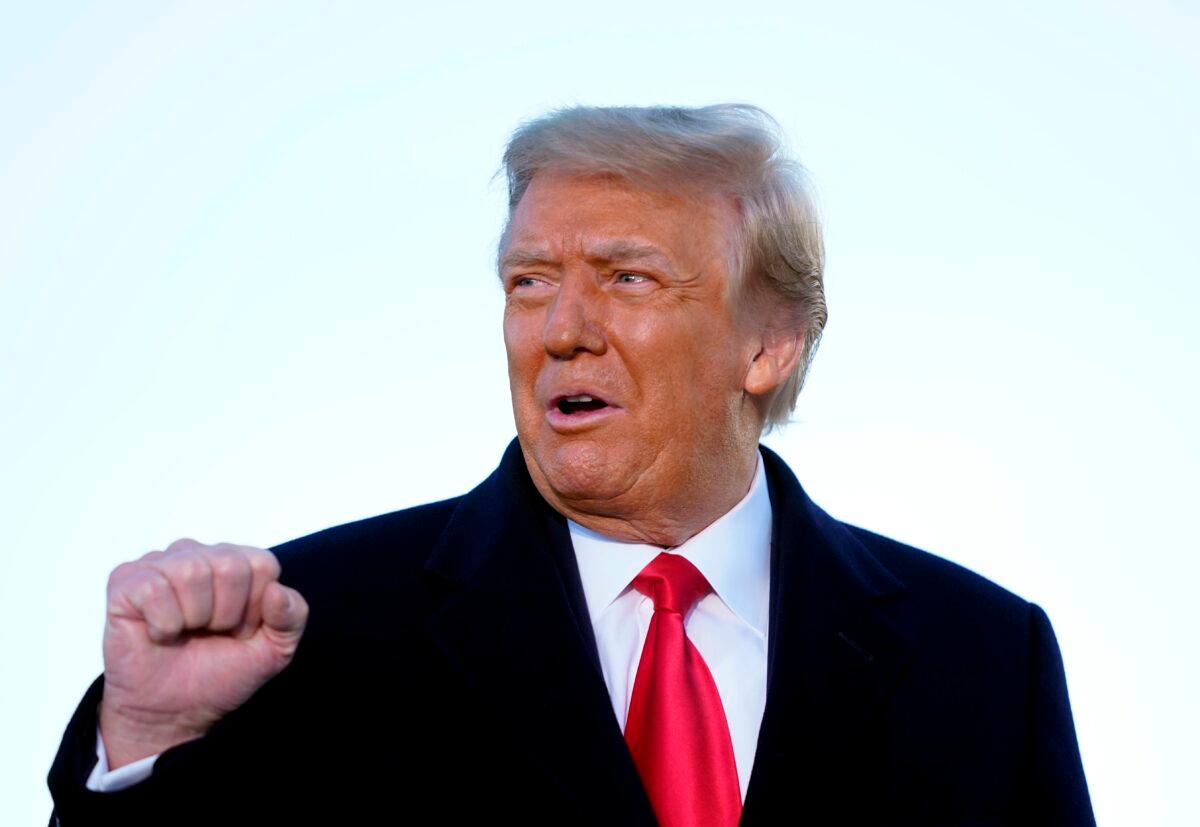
585, 240, 674, 271
500, 241, 676, 273
500, 248, 558, 270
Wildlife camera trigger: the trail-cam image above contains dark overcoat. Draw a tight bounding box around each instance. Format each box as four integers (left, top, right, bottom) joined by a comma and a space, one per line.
48, 438, 1095, 825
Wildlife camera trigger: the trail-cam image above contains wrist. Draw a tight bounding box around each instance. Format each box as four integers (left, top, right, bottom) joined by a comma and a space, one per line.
98, 700, 206, 770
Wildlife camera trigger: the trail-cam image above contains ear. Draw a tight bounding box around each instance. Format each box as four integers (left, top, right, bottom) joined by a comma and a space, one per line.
743, 328, 804, 397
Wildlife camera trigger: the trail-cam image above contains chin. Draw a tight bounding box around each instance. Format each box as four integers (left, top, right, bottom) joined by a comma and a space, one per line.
532, 435, 636, 505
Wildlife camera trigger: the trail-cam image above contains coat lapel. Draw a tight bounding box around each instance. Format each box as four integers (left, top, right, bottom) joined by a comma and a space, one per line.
422, 438, 657, 824
740, 445, 914, 823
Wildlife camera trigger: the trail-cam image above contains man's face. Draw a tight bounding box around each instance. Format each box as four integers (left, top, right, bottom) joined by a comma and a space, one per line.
501, 170, 762, 534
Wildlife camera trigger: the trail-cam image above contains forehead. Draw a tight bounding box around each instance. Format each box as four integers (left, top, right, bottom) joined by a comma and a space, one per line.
502, 170, 738, 266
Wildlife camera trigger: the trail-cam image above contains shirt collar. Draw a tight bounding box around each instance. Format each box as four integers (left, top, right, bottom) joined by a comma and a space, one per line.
568, 449, 772, 636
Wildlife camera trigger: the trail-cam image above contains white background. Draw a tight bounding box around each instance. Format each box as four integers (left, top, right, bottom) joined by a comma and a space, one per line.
2, 1, 1196, 823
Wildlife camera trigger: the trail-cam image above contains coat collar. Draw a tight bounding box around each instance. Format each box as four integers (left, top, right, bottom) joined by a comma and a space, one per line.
423, 436, 913, 823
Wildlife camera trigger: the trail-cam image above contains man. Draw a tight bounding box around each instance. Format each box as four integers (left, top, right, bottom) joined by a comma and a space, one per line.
48, 104, 1096, 825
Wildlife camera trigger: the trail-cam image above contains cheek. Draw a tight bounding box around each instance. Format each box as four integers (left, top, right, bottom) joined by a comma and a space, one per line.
503, 314, 540, 379
503, 315, 552, 431
633, 342, 720, 423
661, 333, 746, 420
639, 311, 738, 384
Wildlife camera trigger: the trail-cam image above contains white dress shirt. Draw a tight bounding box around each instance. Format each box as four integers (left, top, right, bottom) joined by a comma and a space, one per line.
88, 450, 773, 798
569, 449, 771, 802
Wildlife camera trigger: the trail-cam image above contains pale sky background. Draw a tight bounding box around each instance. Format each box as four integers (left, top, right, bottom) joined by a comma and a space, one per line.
2, 1, 1197, 823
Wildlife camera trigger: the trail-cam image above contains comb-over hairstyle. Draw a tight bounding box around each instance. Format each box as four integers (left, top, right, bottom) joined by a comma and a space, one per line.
499, 104, 827, 432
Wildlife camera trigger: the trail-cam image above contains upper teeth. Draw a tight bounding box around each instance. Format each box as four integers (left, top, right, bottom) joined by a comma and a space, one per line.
566, 395, 593, 403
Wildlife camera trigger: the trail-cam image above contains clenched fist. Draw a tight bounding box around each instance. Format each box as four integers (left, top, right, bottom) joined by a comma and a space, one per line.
98, 538, 309, 769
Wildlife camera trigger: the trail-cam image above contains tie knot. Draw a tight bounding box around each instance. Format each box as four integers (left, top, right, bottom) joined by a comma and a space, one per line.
631, 552, 713, 615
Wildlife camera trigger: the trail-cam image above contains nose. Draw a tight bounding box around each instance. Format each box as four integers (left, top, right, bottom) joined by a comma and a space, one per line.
543, 272, 607, 359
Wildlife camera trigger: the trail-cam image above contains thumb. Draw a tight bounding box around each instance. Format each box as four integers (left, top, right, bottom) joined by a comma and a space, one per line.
260, 581, 309, 643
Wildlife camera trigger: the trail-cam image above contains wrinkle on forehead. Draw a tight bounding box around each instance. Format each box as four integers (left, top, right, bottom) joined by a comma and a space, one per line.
498, 171, 741, 287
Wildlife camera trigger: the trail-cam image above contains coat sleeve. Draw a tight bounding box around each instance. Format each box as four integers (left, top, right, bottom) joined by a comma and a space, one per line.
1021, 602, 1097, 826
45, 667, 301, 826
45, 673, 224, 825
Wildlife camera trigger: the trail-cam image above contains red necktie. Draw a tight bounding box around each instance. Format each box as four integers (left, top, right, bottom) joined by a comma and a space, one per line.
623, 552, 742, 827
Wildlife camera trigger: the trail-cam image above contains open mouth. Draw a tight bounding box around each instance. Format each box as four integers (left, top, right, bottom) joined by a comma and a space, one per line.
553, 394, 612, 416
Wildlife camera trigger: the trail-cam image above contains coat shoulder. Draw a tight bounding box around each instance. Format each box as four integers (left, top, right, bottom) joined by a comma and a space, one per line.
840, 521, 1035, 634
266, 496, 462, 604
831, 523, 1095, 824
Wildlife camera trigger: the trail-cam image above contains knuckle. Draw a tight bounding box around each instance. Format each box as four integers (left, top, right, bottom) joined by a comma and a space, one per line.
172, 553, 211, 584
107, 562, 156, 601
208, 550, 250, 581
133, 572, 171, 604
164, 537, 201, 554
107, 561, 141, 588
248, 548, 282, 579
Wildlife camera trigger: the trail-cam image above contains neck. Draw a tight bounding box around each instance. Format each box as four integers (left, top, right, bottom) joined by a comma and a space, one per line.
531, 446, 761, 548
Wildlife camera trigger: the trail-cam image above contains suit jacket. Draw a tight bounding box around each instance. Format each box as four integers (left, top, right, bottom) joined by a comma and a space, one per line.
47, 437, 1096, 826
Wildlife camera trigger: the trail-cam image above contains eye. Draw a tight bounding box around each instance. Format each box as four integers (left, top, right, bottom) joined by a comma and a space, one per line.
615, 271, 649, 284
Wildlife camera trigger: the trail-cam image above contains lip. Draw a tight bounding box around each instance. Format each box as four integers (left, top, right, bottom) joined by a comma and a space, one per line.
544, 388, 624, 432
